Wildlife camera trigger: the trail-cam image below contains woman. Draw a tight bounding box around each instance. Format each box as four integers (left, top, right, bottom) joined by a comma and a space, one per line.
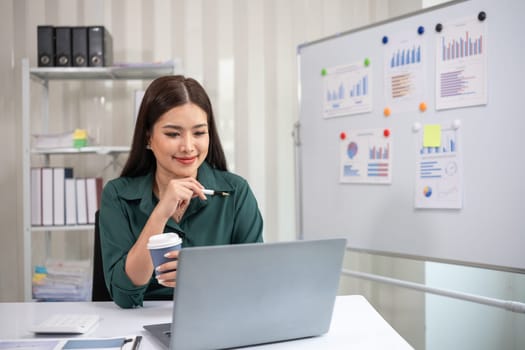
99, 76, 263, 308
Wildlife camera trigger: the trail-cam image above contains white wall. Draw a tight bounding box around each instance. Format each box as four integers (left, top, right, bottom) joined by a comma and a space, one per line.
426, 263, 525, 350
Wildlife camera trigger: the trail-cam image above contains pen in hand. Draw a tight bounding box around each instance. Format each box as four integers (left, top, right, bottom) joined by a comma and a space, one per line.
202, 189, 230, 197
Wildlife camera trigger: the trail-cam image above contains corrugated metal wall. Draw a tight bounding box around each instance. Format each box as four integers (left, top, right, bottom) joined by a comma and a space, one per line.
1, 0, 424, 348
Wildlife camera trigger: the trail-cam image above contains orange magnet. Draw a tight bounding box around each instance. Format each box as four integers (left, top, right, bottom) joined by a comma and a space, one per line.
419, 102, 427, 112
383, 129, 390, 137
340, 132, 346, 140
384, 107, 391, 117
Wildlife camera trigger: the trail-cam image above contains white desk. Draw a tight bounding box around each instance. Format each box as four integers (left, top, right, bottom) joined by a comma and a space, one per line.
0, 295, 413, 349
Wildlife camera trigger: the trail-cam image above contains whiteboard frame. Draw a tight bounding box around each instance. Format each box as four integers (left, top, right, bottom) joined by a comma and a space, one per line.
295, 0, 525, 274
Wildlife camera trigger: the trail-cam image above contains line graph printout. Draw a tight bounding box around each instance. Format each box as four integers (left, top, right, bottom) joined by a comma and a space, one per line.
415, 125, 463, 208
436, 16, 487, 110
384, 33, 426, 113
323, 62, 372, 118
340, 128, 392, 184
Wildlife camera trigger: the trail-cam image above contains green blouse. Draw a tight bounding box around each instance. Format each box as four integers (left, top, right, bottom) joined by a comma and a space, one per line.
99, 162, 263, 308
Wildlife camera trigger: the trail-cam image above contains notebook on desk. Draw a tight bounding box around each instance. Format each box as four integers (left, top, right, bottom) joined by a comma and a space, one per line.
143, 238, 346, 350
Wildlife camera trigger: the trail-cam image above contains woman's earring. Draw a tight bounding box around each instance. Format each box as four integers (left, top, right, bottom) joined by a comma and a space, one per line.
146, 144, 151, 150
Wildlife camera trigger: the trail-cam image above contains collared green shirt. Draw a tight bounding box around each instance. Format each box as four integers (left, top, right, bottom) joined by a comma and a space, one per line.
99, 162, 263, 308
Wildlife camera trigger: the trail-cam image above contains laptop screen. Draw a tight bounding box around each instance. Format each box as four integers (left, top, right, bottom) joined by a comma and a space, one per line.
144, 238, 346, 349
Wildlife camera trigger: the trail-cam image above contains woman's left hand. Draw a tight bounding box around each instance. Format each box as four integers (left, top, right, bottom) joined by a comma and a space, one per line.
155, 250, 180, 288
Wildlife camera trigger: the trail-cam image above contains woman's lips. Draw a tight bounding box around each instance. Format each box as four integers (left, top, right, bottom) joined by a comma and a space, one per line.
175, 156, 197, 165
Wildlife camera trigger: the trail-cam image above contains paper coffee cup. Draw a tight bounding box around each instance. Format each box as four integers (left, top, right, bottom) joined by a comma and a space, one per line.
147, 232, 182, 275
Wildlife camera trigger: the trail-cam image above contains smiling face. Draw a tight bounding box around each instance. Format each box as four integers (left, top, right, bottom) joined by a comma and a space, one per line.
148, 103, 209, 180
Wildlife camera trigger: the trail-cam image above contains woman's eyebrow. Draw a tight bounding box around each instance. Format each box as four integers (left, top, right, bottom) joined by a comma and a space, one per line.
161, 123, 208, 130
161, 124, 183, 130
192, 123, 208, 129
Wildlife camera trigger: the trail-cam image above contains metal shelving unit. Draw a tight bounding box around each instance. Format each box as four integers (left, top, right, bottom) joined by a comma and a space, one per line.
29, 62, 176, 81
31, 146, 131, 155
21, 58, 177, 300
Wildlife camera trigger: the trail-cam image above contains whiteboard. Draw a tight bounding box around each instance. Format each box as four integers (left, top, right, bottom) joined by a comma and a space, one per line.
296, 0, 525, 272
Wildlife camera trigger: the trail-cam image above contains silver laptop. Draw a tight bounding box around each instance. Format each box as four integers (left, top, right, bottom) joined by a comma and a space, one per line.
144, 238, 346, 350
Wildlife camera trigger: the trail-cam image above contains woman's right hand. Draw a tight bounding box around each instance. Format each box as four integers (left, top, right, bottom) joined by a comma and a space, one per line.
126, 178, 204, 286
155, 177, 207, 219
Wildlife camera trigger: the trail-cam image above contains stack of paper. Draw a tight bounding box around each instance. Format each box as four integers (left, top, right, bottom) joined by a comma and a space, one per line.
32, 130, 76, 149
32, 130, 95, 149
32, 260, 92, 301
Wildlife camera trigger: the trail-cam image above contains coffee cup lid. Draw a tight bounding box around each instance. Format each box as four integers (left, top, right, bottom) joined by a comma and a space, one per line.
147, 232, 182, 249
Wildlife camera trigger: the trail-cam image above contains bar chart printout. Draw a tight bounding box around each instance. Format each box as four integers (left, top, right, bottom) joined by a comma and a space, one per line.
390, 44, 421, 68
324, 62, 372, 118
384, 34, 426, 112
340, 128, 392, 184
436, 16, 487, 110
415, 126, 463, 209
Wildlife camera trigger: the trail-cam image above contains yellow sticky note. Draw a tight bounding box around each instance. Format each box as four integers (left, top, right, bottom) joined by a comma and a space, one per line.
423, 124, 441, 147
73, 128, 88, 140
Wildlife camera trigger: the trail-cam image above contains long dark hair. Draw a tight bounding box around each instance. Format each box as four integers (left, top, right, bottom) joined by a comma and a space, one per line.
121, 75, 227, 177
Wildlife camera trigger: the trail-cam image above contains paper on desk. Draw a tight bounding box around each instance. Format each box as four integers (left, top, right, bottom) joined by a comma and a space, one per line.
0, 339, 60, 350
0, 336, 140, 350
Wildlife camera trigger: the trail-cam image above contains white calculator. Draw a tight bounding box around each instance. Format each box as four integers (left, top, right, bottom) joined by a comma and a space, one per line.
31, 313, 100, 334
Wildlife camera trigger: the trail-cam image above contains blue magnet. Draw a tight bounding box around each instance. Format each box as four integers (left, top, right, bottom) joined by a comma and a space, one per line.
382, 36, 388, 44
417, 26, 425, 35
